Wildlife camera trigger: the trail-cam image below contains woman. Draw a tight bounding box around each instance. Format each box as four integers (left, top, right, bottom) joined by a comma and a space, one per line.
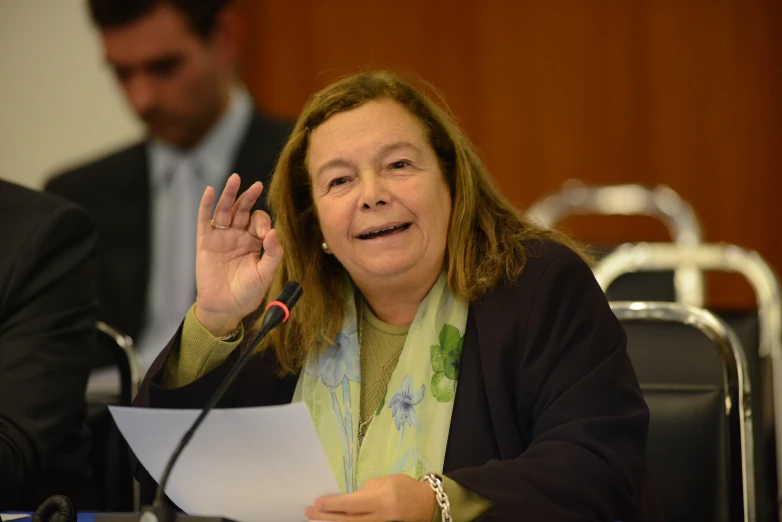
136, 71, 660, 522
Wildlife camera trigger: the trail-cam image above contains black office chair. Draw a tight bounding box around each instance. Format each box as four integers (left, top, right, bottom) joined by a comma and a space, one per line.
611, 301, 755, 522
525, 180, 706, 305
89, 321, 141, 511
599, 244, 782, 522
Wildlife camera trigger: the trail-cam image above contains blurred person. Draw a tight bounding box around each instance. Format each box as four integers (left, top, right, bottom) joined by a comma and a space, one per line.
134, 71, 662, 522
0, 180, 98, 510
46, 0, 291, 378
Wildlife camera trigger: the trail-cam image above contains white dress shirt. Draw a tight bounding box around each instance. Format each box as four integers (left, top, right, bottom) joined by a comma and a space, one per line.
88, 88, 254, 396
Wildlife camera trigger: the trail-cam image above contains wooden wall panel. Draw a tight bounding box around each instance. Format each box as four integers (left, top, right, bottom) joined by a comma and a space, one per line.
237, 1, 782, 308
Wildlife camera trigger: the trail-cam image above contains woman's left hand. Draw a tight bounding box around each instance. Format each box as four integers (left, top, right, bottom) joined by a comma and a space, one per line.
305, 474, 436, 522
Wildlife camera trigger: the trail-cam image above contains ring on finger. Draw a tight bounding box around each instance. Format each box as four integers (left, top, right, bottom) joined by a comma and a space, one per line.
210, 219, 231, 230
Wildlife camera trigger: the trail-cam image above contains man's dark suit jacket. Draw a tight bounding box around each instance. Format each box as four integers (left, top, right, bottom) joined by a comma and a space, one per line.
0, 181, 98, 510
45, 111, 292, 352
134, 240, 663, 522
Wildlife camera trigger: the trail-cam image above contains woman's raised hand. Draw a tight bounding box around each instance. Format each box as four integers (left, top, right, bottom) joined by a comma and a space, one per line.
193, 174, 284, 337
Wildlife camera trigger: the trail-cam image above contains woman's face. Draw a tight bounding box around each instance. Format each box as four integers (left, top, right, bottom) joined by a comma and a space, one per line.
307, 99, 452, 291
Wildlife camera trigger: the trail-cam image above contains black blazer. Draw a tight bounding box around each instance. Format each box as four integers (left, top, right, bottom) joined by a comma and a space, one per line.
134, 240, 663, 522
0, 181, 98, 510
45, 111, 292, 348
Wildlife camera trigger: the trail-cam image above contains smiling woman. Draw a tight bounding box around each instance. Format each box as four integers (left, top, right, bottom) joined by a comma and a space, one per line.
134, 70, 663, 522
307, 99, 453, 322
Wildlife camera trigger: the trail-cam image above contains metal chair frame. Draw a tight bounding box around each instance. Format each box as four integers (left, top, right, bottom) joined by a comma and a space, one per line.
95, 321, 141, 402
611, 300, 756, 522
525, 180, 705, 305
94, 321, 141, 510
599, 243, 782, 518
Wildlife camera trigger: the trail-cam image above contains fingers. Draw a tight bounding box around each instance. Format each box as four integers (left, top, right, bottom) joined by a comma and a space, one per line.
255, 229, 284, 287
206, 174, 265, 233
304, 510, 374, 522
197, 186, 216, 240
304, 507, 377, 522
249, 210, 272, 241
211, 173, 241, 228
312, 491, 378, 515
304, 510, 341, 522
230, 181, 263, 230
305, 475, 432, 522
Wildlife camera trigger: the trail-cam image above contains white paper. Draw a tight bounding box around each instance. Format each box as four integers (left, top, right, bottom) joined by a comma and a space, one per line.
109, 403, 339, 522
0, 515, 31, 521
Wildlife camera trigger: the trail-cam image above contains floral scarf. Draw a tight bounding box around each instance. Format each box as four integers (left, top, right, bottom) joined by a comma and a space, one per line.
294, 272, 468, 493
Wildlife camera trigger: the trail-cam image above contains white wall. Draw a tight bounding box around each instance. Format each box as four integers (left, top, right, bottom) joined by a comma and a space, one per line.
0, 0, 142, 189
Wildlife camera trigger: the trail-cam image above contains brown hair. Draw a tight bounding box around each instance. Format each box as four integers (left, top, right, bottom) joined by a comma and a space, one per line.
87, 0, 233, 39
263, 70, 589, 373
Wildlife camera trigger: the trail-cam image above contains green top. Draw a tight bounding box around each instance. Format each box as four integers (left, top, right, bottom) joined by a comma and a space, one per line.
163, 305, 491, 522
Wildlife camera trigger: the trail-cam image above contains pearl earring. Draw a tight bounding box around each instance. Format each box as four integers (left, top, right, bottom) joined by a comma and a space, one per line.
321, 242, 329, 252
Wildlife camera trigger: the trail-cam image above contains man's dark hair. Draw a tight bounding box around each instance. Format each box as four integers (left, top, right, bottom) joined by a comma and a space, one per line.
87, 0, 233, 39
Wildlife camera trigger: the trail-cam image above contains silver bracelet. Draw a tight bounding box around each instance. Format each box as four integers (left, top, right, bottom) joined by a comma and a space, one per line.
217, 324, 242, 342
419, 472, 452, 522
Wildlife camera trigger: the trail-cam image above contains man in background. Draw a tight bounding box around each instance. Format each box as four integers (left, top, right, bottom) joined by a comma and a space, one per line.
47, 0, 291, 377
0, 180, 98, 510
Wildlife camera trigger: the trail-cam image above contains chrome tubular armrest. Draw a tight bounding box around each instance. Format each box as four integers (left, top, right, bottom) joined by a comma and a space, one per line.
610, 301, 755, 522
95, 320, 140, 402
525, 180, 705, 305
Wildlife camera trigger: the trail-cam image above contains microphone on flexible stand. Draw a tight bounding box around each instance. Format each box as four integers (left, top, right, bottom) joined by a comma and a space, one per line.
95, 281, 303, 522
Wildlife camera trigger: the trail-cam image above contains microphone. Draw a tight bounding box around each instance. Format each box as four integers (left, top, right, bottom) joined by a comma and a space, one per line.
96, 281, 303, 522
258, 281, 303, 332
